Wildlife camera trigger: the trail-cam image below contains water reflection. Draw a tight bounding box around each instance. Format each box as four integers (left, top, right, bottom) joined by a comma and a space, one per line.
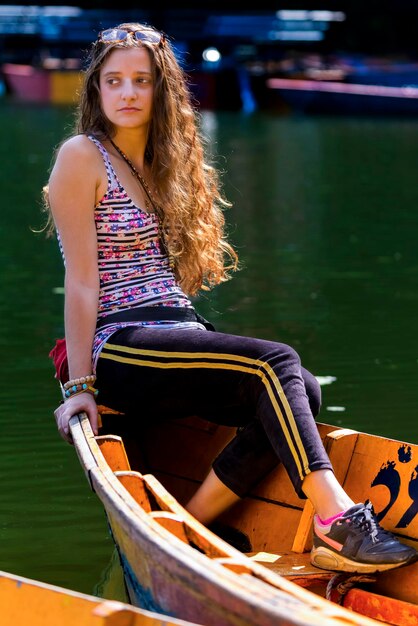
1, 100, 418, 597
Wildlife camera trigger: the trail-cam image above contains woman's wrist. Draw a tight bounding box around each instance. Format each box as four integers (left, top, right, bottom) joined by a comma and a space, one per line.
63, 374, 96, 391
64, 385, 98, 400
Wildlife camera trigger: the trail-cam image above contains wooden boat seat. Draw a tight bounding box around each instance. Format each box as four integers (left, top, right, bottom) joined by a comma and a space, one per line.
246, 551, 332, 587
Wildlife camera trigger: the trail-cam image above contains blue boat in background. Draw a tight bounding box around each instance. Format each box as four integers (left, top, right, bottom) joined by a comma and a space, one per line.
267, 77, 418, 116
264, 55, 418, 115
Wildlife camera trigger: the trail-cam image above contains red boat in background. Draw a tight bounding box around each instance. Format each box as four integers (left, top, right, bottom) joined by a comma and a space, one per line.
2, 59, 82, 105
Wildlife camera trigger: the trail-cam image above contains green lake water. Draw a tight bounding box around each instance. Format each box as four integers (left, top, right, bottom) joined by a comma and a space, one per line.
1, 99, 418, 598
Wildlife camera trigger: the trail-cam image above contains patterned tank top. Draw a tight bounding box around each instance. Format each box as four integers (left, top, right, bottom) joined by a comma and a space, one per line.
56, 135, 205, 371
90, 135, 192, 315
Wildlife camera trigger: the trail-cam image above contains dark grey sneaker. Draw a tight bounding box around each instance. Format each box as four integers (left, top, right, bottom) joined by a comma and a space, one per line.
311, 500, 418, 573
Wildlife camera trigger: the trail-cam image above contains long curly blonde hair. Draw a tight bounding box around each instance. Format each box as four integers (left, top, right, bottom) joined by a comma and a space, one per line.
43, 22, 239, 296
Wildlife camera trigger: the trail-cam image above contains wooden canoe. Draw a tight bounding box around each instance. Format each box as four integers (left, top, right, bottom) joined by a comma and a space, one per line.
1, 569, 201, 626
69, 410, 418, 626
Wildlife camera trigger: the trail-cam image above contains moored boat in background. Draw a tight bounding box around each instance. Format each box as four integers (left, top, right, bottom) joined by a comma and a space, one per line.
1, 60, 82, 104
260, 54, 418, 115
266, 77, 418, 116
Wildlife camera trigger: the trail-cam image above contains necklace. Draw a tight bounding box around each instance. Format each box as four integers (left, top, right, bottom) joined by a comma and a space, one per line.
109, 138, 175, 269
109, 138, 157, 213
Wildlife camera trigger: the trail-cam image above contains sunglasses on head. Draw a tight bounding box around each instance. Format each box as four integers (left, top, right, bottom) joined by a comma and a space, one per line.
98, 28, 165, 47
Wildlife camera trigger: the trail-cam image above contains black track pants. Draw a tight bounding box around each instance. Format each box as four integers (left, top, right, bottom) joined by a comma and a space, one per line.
95, 326, 333, 498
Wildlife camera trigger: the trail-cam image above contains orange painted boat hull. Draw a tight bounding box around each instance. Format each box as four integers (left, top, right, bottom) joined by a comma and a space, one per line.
0, 569, 201, 626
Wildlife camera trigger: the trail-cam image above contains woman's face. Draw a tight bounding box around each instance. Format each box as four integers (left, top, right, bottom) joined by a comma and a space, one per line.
99, 46, 154, 132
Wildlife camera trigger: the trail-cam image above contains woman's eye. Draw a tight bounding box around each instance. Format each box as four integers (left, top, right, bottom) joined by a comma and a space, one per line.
106, 78, 119, 85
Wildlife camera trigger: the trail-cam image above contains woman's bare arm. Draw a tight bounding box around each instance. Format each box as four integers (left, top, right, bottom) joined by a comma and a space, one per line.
48, 135, 103, 440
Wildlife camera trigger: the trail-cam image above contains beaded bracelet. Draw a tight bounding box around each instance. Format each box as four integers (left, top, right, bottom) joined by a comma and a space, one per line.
64, 384, 99, 399
63, 374, 96, 391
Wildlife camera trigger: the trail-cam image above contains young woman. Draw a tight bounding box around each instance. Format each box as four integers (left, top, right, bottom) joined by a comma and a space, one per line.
46, 22, 417, 574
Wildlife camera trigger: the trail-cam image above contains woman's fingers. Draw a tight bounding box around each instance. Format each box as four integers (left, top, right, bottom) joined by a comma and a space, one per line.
54, 403, 74, 444
83, 394, 100, 435
88, 407, 99, 436
54, 393, 99, 443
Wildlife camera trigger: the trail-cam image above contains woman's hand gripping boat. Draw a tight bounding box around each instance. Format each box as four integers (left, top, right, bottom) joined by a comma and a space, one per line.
69, 410, 418, 626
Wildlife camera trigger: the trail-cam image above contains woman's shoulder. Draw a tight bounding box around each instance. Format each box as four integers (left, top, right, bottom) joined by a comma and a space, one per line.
56, 133, 100, 161
51, 134, 104, 182
47, 134, 106, 213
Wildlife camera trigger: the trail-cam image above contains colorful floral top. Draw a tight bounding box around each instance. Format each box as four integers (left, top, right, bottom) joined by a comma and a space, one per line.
57, 135, 205, 372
